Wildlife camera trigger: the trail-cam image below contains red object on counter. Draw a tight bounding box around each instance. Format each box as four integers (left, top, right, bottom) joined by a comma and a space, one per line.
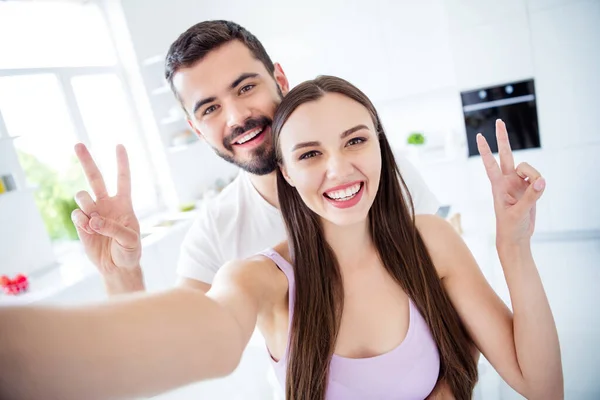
0, 274, 29, 295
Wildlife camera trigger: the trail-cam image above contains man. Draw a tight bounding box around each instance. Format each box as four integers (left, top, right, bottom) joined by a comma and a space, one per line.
71, 20, 453, 398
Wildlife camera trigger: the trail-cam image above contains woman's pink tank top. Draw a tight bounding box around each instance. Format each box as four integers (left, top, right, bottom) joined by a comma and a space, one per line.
259, 248, 440, 399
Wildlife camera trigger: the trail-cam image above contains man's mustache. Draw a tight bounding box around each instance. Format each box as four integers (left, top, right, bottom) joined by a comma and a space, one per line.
224, 116, 272, 148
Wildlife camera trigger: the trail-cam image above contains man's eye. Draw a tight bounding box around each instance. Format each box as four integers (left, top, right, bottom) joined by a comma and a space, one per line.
299, 151, 319, 160
204, 105, 218, 115
240, 84, 255, 94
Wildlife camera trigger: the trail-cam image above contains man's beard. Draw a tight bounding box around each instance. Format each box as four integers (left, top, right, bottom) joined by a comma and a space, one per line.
213, 115, 277, 176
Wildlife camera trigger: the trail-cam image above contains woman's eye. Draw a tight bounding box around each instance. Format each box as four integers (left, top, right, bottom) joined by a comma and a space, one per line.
240, 84, 255, 94
299, 151, 319, 160
347, 137, 366, 146
204, 105, 218, 115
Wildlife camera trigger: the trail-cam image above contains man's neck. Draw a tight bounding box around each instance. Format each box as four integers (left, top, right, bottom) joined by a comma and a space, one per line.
248, 171, 279, 209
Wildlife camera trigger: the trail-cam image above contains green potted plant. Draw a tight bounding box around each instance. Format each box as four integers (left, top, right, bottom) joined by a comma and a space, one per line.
407, 132, 426, 145
406, 131, 426, 163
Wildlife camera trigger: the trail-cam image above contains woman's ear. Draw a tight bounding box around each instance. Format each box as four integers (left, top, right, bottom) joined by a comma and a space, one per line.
279, 164, 295, 187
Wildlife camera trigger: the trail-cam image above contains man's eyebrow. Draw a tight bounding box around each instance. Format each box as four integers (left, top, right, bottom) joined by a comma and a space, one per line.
192, 96, 217, 115
230, 73, 259, 89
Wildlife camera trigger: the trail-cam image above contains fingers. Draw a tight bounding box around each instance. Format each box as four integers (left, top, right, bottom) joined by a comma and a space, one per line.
515, 177, 546, 216
74, 143, 109, 200
73, 190, 96, 234
71, 208, 93, 235
515, 162, 542, 183
89, 216, 139, 249
74, 190, 97, 216
116, 144, 131, 197
476, 133, 502, 188
496, 119, 515, 175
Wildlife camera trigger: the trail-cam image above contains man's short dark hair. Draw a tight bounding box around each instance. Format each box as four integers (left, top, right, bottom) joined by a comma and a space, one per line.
165, 20, 275, 108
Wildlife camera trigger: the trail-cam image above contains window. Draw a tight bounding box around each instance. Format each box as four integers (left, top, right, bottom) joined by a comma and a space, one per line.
71, 74, 158, 212
0, 74, 84, 241
0, 1, 159, 244
0, 74, 79, 172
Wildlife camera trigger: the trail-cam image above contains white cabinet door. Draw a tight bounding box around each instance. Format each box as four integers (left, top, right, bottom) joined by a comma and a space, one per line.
447, 9, 534, 90
529, 0, 600, 149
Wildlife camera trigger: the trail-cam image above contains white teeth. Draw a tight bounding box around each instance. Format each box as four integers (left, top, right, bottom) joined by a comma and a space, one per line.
235, 128, 263, 144
325, 183, 361, 200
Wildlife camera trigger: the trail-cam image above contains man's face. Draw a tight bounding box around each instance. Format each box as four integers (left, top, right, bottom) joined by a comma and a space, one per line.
173, 40, 289, 175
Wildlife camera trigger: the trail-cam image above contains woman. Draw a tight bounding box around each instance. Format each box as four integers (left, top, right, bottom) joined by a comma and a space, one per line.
0, 76, 562, 400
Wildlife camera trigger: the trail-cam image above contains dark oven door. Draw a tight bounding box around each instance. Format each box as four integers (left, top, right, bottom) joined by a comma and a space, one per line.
461, 79, 541, 157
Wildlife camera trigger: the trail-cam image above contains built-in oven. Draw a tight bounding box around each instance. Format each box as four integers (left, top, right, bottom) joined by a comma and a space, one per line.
461, 79, 541, 157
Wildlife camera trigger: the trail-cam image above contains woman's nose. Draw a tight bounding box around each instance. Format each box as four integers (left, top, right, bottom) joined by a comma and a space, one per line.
326, 153, 355, 180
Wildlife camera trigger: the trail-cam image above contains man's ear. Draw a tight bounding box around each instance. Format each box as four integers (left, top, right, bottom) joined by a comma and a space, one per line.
279, 163, 295, 187
273, 62, 290, 95
187, 119, 204, 140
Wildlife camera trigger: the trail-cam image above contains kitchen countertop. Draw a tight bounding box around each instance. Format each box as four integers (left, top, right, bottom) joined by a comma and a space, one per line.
0, 210, 198, 306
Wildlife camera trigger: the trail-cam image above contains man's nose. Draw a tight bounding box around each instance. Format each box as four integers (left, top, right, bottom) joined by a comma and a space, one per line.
226, 101, 252, 130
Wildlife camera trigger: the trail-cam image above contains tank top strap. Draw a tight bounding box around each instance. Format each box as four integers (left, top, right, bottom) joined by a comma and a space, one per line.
257, 248, 296, 320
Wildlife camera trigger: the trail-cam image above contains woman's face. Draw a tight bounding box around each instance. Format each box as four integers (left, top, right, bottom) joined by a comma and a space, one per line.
278, 92, 382, 227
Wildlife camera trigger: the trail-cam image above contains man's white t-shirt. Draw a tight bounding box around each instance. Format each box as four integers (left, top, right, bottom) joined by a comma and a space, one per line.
177, 155, 439, 283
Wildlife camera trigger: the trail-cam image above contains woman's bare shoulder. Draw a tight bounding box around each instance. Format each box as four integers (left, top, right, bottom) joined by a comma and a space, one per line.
414, 214, 468, 279
217, 255, 285, 291
214, 242, 290, 308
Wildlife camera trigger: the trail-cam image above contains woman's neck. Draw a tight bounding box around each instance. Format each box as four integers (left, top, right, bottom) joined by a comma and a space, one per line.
322, 218, 378, 274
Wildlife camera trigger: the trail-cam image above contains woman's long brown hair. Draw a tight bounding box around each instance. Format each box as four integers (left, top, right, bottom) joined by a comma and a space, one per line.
272, 76, 478, 400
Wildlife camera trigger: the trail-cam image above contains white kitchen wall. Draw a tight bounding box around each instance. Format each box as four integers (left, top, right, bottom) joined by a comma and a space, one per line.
446, 0, 535, 91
